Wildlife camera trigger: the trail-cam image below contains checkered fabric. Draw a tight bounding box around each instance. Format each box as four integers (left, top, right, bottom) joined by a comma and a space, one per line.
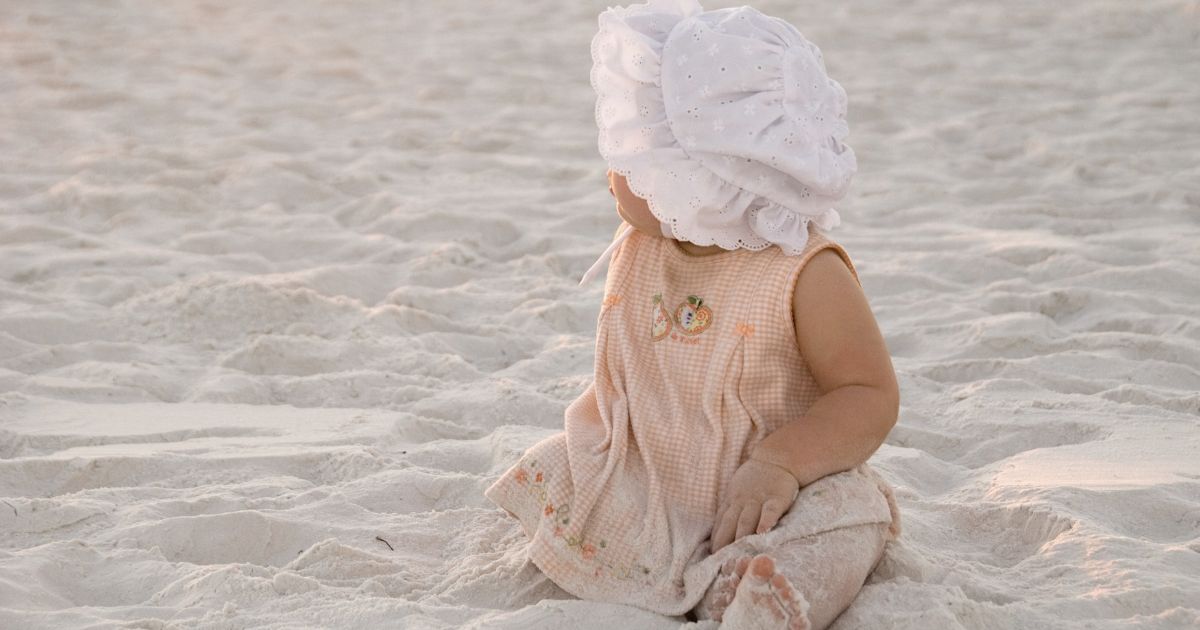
484, 222, 900, 616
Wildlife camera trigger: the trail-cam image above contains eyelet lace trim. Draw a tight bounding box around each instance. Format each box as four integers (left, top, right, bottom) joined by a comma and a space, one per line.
589, 0, 852, 256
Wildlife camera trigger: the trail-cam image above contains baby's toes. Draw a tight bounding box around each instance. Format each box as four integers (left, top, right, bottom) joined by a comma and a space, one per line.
767, 574, 810, 630
720, 554, 813, 630
764, 567, 811, 630
748, 553, 776, 580
734, 554, 753, 577
770, 573, 798, 603
708, 554, 751, 621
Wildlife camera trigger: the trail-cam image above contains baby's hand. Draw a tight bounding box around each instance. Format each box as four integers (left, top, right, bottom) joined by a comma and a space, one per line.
709, 458, 800, 553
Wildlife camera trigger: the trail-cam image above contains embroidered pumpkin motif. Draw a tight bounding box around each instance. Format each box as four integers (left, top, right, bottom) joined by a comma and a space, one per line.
674, 294, 713, 335
650, 292, 672, 341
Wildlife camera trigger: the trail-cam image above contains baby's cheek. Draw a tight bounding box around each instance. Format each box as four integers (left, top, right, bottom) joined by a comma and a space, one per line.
616, 198, 661, 235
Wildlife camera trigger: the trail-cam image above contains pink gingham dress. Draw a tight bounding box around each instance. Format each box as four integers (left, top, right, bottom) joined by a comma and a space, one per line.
484, 222, 901, 616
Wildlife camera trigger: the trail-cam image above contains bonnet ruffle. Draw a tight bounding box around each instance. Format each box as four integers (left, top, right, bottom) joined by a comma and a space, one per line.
590, 0, 855, 256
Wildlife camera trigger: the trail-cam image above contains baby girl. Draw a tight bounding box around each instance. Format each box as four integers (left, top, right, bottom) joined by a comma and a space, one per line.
485, 1, 901, 628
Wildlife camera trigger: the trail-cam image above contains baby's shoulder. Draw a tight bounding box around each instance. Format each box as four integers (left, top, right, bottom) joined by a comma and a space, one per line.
792, 248, 859, 295
788, 233, 860, 291
782, 236, 865, 333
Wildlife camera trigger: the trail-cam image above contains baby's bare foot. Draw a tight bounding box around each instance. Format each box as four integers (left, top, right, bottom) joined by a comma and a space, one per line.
719, 554, 811, 630
703, 555, 750, 622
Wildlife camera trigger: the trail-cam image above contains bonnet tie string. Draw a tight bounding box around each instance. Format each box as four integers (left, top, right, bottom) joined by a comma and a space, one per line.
579, 222, 636, 286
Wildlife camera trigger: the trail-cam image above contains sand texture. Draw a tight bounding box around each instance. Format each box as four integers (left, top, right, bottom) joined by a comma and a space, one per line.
1, 1, 1198, 628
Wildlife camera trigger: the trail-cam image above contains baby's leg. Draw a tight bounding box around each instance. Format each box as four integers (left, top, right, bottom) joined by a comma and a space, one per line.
693, 521, 891, 630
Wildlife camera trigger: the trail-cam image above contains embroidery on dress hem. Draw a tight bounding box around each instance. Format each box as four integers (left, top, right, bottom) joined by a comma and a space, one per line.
735, 322, 755, 337
514, 456, 655, 583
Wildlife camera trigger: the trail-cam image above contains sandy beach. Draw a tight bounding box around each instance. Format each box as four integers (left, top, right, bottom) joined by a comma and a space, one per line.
1, 0, 1198, 628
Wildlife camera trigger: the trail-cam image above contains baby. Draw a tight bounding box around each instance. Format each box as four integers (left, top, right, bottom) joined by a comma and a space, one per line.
485, 2, 901, 629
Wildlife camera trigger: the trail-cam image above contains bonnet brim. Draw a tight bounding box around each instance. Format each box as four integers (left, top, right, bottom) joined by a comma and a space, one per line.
590, 0, 853, 256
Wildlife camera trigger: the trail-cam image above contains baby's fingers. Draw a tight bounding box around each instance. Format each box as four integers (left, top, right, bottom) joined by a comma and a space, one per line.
755, 497, 790, 535
710, 504, 738, 552
734, 503, 761, 544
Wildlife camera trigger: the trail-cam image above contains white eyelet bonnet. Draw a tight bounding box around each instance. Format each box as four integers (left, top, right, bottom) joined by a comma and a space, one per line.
580, 0, 855, 285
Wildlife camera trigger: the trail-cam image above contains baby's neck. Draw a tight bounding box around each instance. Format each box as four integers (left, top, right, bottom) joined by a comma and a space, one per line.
674, 240, 728, 257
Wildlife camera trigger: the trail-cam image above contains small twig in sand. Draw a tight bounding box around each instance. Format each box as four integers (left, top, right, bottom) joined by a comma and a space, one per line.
375, 536, 394, 551
2, 501, 17, 517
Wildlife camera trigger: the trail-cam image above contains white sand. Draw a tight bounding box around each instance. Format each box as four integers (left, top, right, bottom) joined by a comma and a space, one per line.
1, 1, 1198, 628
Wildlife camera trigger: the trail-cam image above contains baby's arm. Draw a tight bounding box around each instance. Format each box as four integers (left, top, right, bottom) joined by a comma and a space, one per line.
749, 249, 900, 487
